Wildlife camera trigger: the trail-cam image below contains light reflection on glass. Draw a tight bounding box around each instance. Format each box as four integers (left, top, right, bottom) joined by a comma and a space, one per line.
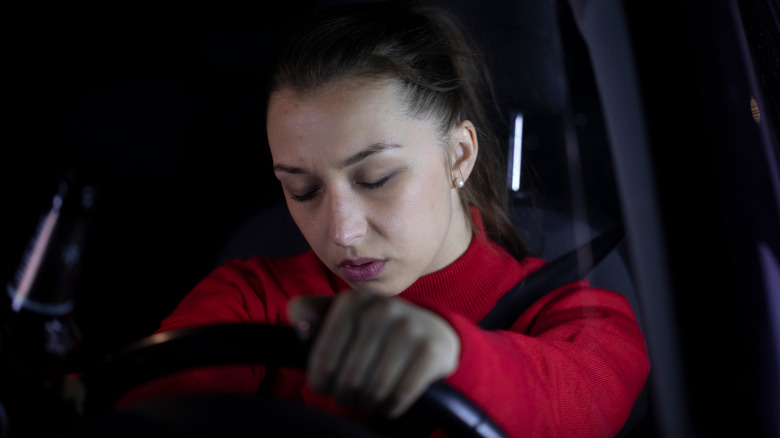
11, 194, 63, 312
511, 113, 524, 192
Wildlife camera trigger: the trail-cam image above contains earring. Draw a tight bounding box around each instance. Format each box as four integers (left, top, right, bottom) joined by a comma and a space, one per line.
454, 178, 465, 188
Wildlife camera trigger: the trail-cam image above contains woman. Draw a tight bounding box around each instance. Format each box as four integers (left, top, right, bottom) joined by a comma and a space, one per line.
121, 2, 649, 436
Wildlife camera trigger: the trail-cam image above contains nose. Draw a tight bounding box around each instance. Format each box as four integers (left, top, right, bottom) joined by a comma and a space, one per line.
328, 191, 366, 247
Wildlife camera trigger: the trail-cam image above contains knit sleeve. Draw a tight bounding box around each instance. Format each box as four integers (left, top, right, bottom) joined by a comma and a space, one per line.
435, 282, 650, 438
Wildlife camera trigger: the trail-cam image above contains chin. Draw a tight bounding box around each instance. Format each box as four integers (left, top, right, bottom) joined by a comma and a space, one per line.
347, 278, 406, 297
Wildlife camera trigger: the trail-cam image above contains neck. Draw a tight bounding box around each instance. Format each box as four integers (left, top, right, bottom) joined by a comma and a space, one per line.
426, 194, 473, 275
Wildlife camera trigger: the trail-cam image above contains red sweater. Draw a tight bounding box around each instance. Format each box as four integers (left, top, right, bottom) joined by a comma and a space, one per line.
120, 232, 649, 437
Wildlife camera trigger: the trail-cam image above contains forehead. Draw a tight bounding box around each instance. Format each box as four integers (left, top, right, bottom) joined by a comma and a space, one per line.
268, 78, 403, 126
267, 79, 441, 161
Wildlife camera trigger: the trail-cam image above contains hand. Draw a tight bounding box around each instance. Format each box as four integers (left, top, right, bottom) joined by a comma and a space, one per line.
287, 291, 460, 418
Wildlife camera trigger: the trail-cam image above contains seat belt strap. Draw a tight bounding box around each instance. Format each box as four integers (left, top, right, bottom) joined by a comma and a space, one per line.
478, 225, 626, 331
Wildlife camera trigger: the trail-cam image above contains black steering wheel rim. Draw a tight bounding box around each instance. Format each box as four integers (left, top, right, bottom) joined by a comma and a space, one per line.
80, 323, 507, 438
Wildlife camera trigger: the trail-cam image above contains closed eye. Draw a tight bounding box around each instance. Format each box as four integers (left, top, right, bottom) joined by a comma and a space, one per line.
288, 169, 401, 201
358, 172, 397, 190
290, 188, 320, 202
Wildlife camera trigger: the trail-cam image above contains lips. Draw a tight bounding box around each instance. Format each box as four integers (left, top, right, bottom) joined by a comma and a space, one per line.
338, 258, 386, 282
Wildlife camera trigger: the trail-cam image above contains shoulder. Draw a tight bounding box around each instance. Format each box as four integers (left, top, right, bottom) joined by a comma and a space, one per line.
160, 250, 340, 330
517, 255, 546, 275
511, 255, 639, 335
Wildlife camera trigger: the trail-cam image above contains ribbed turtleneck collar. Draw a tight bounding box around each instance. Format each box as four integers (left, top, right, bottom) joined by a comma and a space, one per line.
398, 210, 528, 323
399, 233, 526, 323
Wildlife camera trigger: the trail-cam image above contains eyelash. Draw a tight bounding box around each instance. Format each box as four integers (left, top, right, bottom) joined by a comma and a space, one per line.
358, 173, 394, 190
290, 173, 396, 203
290, 189, 319, 202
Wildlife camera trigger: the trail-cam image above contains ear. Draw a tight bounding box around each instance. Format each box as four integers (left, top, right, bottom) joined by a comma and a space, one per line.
449, 120, 479, 182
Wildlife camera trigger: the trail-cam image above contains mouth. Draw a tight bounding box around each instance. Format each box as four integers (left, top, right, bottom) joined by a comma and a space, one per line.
338, 258, 386, 282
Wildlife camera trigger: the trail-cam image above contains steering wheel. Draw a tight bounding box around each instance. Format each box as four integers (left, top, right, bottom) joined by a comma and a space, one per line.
77, 324, 507, 438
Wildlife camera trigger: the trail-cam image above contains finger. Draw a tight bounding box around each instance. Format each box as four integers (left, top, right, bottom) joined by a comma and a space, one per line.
333, 297, 399, 405
287, 295, 333, 340
361, 316, 420, 412
307, 292, 370, 394
384, 341, 445, 418
373, 313, 460, 418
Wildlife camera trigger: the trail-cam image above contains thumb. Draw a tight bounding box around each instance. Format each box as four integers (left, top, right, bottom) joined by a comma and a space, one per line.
287, 295, 334, 339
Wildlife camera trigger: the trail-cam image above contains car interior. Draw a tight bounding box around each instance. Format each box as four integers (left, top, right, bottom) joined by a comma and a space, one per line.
2, 0, 778, 437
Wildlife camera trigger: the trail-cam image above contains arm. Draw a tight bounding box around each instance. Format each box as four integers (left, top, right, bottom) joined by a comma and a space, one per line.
115, 259, 280, 407
287, 281, 648, 437
440, 281, 650, 438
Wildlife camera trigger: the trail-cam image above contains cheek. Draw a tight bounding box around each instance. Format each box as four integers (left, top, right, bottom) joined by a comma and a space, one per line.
287, 203, 325, 248
416, 158, 452, 209
386, 165, 452, 240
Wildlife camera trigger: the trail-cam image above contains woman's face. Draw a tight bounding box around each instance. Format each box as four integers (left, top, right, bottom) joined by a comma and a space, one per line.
267, 79, 477, 296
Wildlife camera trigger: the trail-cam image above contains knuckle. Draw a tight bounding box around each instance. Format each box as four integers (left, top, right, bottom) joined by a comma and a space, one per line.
415, 341, 440, 368
363, 297, 394, 320
393, 314, 422, 341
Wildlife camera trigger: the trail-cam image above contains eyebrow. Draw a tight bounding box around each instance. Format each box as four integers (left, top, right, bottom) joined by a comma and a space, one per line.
273, 142, 401, 174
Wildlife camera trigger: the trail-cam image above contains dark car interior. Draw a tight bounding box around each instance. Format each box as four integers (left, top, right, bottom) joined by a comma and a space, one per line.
3, 0, 779, 437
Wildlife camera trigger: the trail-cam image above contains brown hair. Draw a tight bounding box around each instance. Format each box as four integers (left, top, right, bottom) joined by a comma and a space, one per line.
270, 0, 528, 260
